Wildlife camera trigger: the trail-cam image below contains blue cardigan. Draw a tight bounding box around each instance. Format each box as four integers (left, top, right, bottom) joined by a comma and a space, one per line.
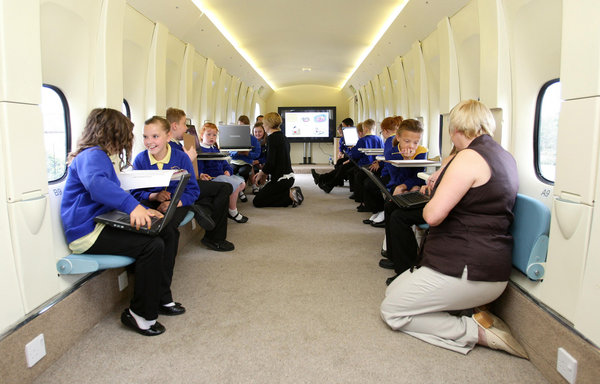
61, 147, 140, 243
229, 135, 261, 164
131, 147, 200, 207
387, 144, 428, 190
348, 134, 383, 166
198, 145, 234, 177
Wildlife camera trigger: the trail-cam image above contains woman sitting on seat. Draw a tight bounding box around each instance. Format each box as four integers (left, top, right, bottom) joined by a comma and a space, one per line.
380, 100, 528, 358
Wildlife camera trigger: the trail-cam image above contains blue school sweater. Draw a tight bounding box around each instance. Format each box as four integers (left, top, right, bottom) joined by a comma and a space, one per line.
348, 134, 383, 166
380, 136, 395, 180
230, 135, 261, 164
131, 146, 200, 206
198, 145, 234, 177
61, 147, 140, 243
388, 144, 428, 190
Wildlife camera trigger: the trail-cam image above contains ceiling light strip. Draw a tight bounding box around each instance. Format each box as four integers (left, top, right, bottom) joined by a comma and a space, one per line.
338, 0, 409, 90
191, 1, 277, 90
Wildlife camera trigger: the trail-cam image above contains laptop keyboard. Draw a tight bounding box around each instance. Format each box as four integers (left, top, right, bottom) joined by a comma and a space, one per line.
396, 191, 430, 205
117, 215, 161, 225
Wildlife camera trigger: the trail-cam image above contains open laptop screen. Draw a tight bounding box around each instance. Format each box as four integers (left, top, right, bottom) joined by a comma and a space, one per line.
342, 127, 358, 146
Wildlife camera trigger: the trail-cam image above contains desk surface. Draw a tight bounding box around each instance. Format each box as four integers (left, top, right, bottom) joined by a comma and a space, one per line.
375, 157, 441, 167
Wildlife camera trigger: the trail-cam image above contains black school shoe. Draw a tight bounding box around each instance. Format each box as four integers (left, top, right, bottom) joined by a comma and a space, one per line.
121, 309, 165, 336
311, 169, 320, 185
201, 237, 235, 252
290, 186, 304, 207
239, 191, 248, 202
379, 258, 395, 269
191, 205, 216, 231
158, 302, 186, 316
228, 212, 248, 223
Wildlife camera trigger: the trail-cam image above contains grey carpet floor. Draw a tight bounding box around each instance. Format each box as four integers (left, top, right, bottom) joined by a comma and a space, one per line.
34, 174, 547, 384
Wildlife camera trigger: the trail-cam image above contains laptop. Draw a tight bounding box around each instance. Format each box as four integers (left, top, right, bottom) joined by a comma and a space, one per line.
218, 124, 252, 150
342, 127, 359, 146
360, 167, 430, 209
95, 173, 190, 235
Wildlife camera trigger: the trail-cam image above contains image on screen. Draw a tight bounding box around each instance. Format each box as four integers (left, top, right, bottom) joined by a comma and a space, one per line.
284, 111, 330, 138
278, 106, 336, 143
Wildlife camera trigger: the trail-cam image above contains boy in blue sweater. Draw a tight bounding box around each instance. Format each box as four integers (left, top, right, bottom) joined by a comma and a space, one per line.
349, 119, 383, 209
166, 108, 234, 251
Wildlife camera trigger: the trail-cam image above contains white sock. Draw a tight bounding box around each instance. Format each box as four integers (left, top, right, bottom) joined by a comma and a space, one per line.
129, 308, 156, 330
229, 209, 238, 217
163, 302, 175, 307
369, 212, 379, 221
382, 235, 387, 251
373, 211, 385, 223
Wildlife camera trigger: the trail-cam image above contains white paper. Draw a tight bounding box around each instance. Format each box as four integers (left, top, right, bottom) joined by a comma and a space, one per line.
117, 170, 176, 190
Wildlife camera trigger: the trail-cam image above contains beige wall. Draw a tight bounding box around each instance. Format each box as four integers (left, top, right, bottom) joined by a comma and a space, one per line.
265, 85, 349, 164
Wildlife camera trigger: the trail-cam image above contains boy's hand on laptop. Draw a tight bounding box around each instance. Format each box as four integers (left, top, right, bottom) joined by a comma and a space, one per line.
393, 184, 408, 195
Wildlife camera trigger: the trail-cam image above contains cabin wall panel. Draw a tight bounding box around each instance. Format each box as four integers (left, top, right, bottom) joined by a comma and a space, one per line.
421, 29, 442, 157
478, 0, 511, 149
436, 18, 461, 115
145, 23, 168, 122
449, 0, 480, 101
40, 0, 100, 140
560, 0, 600, 100
378, 69, 394, 118
123, 5, 154, 154
503, 0, 561, 202
389, 57, 409, 118
403, 42, 430, 134
165, 34, 185, 112
178, 43, 195, 115
191, 52, 207, 124
371, 77, 385, 122
0, 0, 42, 104
90, 0, 125, 111
227, 77, 241, 124
200, 58, 216, 124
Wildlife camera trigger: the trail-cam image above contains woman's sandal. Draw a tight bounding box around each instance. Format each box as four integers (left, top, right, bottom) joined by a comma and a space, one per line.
473, 310, 529, 359
228, 212, 248, 223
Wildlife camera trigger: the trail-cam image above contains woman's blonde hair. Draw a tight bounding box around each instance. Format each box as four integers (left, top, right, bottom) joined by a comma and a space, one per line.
449, 100, 495, 139
263, 112, 282, 129
69, 108, 134, 170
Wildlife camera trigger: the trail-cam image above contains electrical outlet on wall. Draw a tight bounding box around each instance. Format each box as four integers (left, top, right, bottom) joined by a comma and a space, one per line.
118, 271, 128, 291
25, 334, 46, 367
557, 347, 578, 384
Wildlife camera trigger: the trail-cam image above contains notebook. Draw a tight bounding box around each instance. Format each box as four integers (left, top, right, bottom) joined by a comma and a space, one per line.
218, 124, 252, 150
95, 173, 190, 235
360, 167, 430, 209
342, 127, 359, 146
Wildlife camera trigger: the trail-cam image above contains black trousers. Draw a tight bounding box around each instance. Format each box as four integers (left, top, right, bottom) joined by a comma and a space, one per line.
232, 163, 252, 183
196, 180, 232, 241
384, 200, 426, 275
253, 177, 294, 207
86, 212, 183, 320
352, 167, 368, 202
363, 173, 388, 213
318, 158, 355, 190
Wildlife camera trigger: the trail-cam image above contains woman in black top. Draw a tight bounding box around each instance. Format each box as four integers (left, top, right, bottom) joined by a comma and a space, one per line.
252, 112, 303, 207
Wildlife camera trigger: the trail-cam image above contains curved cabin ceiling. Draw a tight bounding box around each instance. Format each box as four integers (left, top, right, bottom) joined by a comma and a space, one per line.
127, 0, 468, 94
